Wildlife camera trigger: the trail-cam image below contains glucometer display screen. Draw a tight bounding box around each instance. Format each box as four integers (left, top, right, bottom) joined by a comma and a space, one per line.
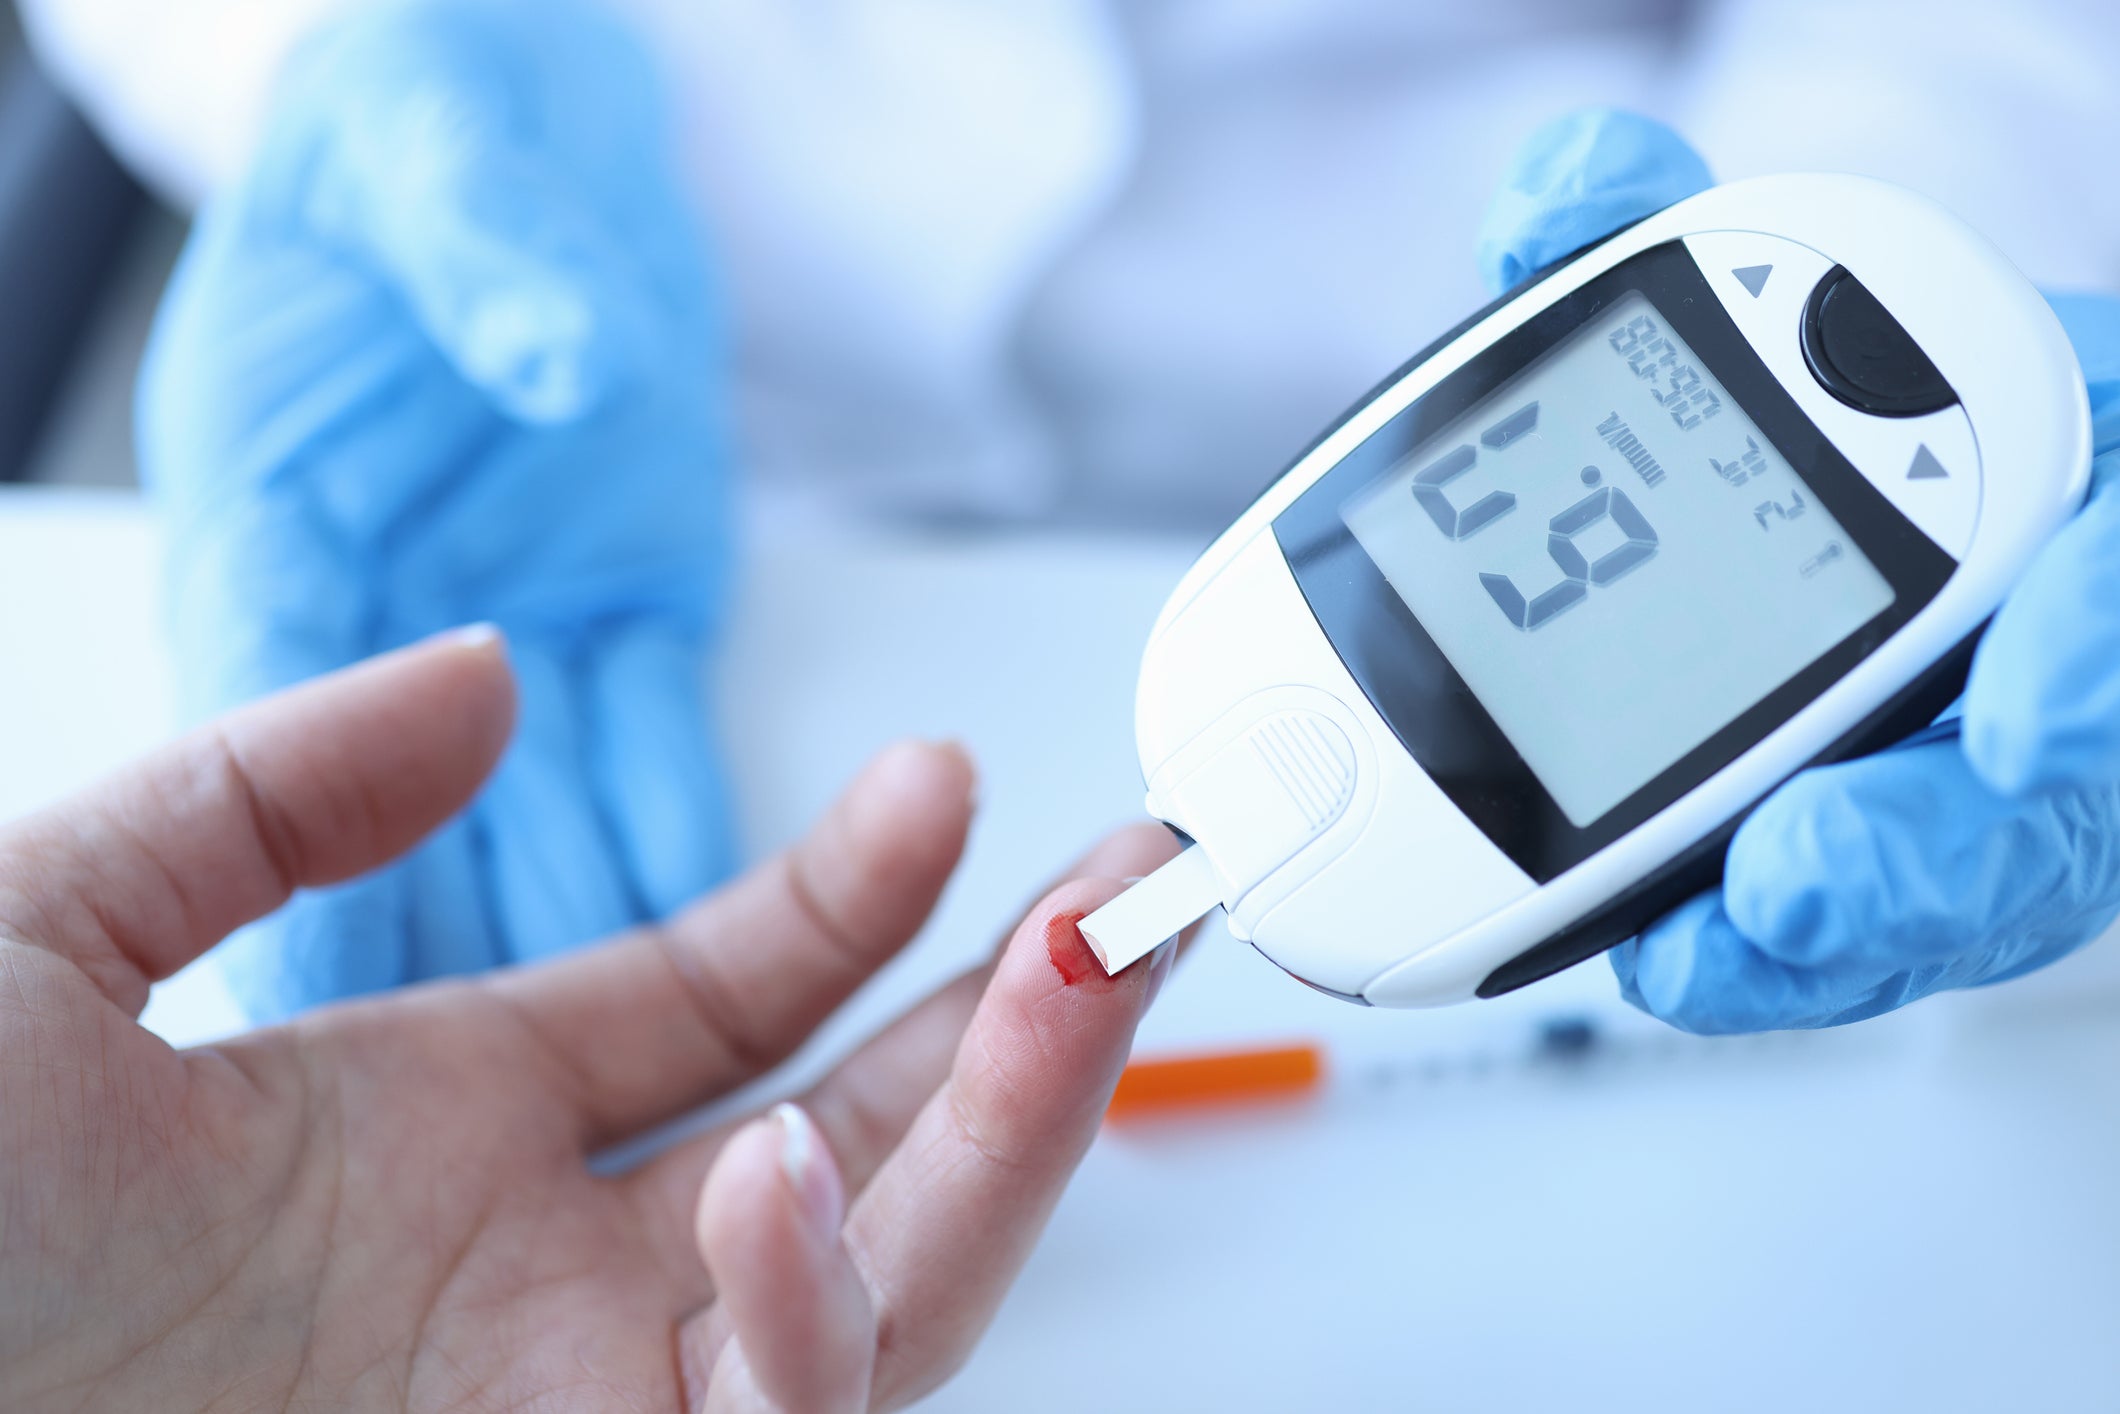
1279, 241, 1957, 880
1341, 290, 1895, 827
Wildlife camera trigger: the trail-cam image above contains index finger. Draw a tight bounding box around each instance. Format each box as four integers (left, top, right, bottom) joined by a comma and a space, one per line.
0, 629, 513, 1016
840, 876, 1175, 1410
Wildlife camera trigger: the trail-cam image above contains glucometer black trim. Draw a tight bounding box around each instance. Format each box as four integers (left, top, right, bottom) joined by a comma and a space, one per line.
1231, 226, 1643, 526
1472, 625, 1982, 997
1273, 240, 1958, 886
1800, 265, 1958, 418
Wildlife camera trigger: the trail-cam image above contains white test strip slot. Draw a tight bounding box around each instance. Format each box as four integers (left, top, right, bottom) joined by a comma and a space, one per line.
1080, 843, 1223, 974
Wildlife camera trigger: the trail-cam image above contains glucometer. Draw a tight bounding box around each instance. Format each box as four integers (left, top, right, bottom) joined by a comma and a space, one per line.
1080, 174, 2092, 1007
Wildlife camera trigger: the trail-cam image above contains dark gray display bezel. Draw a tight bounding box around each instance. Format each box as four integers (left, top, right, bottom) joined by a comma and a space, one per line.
1272, 241, 1958, 884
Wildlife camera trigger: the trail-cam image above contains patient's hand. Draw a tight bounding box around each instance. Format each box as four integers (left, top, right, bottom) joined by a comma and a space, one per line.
0, 630, 1177, 1412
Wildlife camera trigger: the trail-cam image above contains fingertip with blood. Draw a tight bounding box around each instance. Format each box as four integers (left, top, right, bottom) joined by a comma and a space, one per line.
1044, 909, 1120, 992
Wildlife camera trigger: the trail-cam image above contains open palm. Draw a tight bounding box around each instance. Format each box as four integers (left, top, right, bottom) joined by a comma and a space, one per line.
0, 632, 1177, 1412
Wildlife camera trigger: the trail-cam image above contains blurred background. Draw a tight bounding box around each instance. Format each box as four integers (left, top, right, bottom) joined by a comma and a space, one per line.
0, 2, 168, 492
5, 3, 2120, 1410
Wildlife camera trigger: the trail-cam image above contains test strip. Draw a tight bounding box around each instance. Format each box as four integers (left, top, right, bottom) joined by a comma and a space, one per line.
1080, 842, 1222, 974
1106, 1042, 1325, 1121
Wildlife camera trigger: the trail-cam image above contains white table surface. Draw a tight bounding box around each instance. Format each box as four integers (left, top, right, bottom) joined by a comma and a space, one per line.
6, 486, 2120, 1412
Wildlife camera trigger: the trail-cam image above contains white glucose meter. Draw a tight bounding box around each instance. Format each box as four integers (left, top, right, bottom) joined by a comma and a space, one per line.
1080, 174, 2092, 1007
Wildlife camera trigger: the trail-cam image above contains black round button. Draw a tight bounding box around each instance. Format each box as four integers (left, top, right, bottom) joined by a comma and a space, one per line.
1799, 266, 1956, 417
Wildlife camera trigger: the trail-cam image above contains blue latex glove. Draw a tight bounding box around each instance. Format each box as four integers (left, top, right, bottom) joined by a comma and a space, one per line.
1477, 109, 2120, 1032
140, 0, 735, 1020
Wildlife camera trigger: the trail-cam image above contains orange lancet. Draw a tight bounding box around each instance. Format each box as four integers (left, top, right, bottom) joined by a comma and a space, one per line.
1106, 1042, 1324, 1121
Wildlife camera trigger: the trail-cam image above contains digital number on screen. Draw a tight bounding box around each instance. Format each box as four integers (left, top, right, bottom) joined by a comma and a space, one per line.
1343, 291, 1894, 824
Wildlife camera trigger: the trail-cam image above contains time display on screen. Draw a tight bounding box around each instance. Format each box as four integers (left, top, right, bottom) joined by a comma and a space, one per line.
1341, 291, 1895, 826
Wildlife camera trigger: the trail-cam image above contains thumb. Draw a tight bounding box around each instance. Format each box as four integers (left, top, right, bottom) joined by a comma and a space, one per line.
0, 628, 516, 1016
1476, 108, 1712, 297
1961, 289, 2120, 794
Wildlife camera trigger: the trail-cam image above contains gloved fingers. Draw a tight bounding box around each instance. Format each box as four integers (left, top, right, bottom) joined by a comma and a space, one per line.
1616, 739, 2120, 1032
1475, 108, 1712, 297
142, 227, 506, 558
332, 133, 650, 425
1963, 451, 2120, 793
475, 638, 639, 963
1611, 895, 1937, 1035
281, 5, 678, 425
1725, 739, 2120, 971
1961, 290, 2120, 795
582, 621, 738, 919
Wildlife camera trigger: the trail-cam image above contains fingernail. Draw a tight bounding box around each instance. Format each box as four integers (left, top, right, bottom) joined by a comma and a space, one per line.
430, 621, 505, 652
773, 1103, 844, 1240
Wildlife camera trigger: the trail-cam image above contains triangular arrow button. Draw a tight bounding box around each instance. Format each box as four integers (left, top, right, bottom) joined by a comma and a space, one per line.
1908, 444, 1949, 480
1733, 264, 1773, 298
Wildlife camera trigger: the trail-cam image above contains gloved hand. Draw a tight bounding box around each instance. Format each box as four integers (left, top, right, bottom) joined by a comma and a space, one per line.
1477, 109, 2120, 1032
140, 0, 735, 1021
